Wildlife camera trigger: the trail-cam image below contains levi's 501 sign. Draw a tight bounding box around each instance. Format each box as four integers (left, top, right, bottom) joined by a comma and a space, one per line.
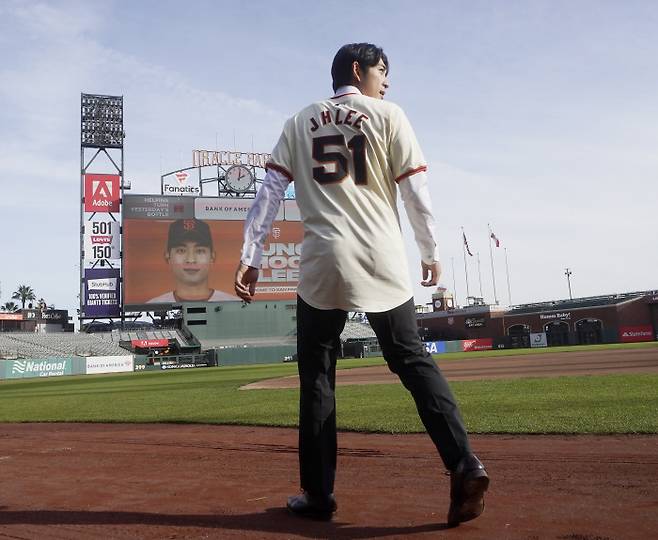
84, 174, 120, 212
84, 220, 120, 261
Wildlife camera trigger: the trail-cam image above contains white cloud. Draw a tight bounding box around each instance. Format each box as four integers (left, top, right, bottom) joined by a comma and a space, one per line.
0, 1, 289, 315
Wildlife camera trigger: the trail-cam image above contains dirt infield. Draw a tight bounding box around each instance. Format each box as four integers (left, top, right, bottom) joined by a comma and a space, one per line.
1, 347, 657, 539
1, 424, 657, 539
242, 347, 658, 389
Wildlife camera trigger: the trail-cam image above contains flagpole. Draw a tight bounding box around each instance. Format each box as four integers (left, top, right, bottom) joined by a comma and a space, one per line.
477, 252, 484, 299
462, 227, 470, 304
451, 256, 458, 308
505, 247, 512, 306
488, 223, 498, 304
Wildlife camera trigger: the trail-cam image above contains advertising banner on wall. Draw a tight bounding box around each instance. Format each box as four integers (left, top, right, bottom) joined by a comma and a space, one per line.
123, 217, 302, 305
462, 338, 493, 352
194, 197, 284, 221
132, 339, 169, 348
86, 356, 134, 374
84, 174, 120, 213
530, 332, 548, 348
84, 220, 120, 262
465, 317, 486, 328
424, 341, 447, 354
83, 268, 121, 317
162, 170, 200, 196
5, 358, 73, 379
160, 360, 211, 370
619, 325, 654, 343
194, 197, 300, 221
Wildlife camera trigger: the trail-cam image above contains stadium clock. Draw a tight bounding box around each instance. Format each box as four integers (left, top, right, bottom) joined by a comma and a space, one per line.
225, 164, 254, 192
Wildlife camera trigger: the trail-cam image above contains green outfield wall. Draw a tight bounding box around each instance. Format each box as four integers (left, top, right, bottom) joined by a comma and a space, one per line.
182, 300, 296, 341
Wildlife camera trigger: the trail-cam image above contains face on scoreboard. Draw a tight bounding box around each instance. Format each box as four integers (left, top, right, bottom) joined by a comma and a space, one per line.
122, 219, 303, 306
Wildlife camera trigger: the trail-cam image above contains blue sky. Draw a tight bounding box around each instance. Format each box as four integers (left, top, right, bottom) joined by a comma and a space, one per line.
1, 0, 657, 318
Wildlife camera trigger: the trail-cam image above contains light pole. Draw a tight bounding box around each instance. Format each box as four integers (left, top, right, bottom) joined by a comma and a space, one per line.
564, 267, 573, 300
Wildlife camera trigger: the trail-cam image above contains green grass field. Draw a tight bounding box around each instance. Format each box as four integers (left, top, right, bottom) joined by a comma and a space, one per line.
1, 342, 657, 434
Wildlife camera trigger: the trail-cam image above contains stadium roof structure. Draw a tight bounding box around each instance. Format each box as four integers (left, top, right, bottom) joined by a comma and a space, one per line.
507, 290, 656, 315
416, 303, 506, 320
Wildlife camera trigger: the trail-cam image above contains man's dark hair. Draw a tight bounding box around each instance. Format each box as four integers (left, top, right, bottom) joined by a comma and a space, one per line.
331, 43, 388, 92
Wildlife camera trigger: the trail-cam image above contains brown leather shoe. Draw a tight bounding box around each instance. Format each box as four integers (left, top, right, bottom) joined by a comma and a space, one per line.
287, 492, 337, 521
447, 454, 489, 527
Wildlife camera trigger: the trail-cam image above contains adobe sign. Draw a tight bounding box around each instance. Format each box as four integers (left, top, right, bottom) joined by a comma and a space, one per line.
84, 174, 120, 212
131, 339, 169, 348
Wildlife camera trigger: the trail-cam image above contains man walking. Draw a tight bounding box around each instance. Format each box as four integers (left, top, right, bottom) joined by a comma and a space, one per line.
235, 43, 489, 527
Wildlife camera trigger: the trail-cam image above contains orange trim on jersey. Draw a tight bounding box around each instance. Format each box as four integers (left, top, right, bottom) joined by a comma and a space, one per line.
330, 92, 359, 99
266, 162, 294, 182
395, 165, 428, 183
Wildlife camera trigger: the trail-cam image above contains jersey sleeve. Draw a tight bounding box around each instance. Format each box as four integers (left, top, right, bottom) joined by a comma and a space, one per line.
266, 118, 295, 181
389, 105, 427, 183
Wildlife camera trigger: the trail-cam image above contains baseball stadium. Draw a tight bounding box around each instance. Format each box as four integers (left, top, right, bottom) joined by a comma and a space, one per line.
0, 89, 657, 540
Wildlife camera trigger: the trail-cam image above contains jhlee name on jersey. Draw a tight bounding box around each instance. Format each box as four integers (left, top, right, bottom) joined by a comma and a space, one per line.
309, 106, 370, 132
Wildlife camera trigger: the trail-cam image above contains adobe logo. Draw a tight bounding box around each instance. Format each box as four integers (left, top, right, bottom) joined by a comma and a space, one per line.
84, 174, 120, 212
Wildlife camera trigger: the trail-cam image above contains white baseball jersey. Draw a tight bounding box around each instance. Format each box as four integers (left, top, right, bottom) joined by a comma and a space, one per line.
266, 88, 427, 312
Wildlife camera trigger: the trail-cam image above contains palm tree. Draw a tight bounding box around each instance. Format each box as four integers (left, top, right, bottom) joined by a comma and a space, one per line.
11, 284, 36, 310
1, 301, 19, 312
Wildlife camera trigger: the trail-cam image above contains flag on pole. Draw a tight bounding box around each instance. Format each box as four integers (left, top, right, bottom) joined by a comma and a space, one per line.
463, 231, 473, 256
490, 231, 500, 247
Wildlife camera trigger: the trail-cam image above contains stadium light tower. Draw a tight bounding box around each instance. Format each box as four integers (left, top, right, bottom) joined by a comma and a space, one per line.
80, 93, 125, 327
564, 267, 573, 300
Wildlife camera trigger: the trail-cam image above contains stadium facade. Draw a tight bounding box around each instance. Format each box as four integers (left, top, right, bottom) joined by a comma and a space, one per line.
0, 309, 73, 333
3, 93, 654, 379
417, 289, 658, 348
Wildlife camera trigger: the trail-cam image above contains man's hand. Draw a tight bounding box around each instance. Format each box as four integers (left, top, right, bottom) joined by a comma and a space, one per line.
234, 263, 259, 303
421, 260, 441, 287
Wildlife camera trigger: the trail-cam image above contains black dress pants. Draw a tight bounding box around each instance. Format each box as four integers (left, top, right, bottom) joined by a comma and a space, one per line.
296, 295, 472, 497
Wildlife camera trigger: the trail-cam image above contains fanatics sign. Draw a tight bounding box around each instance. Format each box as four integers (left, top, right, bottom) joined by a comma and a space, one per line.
84, 174, 120, 213
162, 170, 201, 196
